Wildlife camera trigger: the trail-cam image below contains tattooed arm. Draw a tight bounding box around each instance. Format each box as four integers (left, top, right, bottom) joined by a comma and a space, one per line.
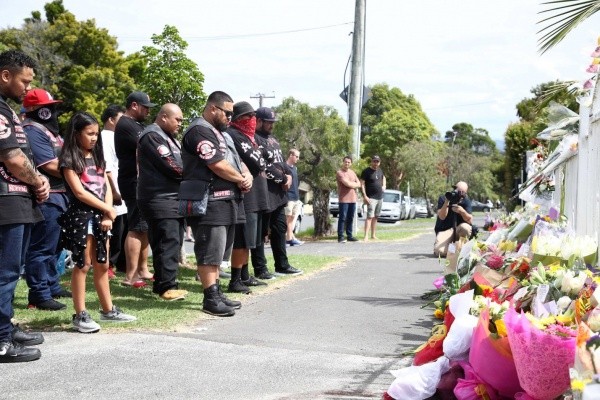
0, 147, 50, 201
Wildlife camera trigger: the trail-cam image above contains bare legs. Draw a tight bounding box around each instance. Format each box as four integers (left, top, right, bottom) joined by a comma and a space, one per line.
123, 230, 151, 284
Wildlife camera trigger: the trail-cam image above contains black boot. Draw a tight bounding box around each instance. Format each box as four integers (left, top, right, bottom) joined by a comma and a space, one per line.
202, 284, 235, 317
216, 280, 241, 309
228, 278, 251, 294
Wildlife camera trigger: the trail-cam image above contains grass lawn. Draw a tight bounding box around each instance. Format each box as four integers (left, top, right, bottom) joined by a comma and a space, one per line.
13, 217, 434, 333
299, 216, 435, 242
13, 253, 342, 333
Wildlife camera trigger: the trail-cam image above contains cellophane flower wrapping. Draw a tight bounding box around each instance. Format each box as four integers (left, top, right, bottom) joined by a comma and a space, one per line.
443, 290, 478, 361
504, 308, 576, 400
469, 309, 522, 398
387, 355, 450, 400
413, 309, 455, 366
454, 360, 500, 400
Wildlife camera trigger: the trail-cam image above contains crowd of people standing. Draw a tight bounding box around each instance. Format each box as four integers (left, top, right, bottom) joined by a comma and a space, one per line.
0, 49, 304, 363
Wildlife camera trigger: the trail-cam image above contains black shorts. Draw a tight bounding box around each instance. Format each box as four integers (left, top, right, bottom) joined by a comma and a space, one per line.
125, 199, 148, 233
191, 224, 235, 266
233, 212, 262, 250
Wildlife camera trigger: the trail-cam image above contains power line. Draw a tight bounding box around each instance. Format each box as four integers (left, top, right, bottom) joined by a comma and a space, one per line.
426, 100, 497, 111
117, 21, 354, 42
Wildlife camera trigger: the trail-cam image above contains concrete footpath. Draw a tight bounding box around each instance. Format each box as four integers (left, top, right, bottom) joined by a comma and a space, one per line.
4, 226, 445, 400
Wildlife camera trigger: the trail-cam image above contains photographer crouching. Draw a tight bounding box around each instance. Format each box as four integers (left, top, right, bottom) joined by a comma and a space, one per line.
433, 181, 473, 257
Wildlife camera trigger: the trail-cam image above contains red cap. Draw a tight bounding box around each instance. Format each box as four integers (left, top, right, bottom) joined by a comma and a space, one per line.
23, 89, 62, 108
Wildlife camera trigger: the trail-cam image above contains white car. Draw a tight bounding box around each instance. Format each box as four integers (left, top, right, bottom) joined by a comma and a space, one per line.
378, 190, 403, 222
329, 192, 364, 218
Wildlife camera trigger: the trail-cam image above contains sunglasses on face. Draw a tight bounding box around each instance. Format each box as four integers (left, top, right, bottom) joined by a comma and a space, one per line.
214, 105, 233, 120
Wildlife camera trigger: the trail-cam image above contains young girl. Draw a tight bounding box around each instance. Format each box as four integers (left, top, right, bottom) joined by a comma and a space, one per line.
58, 112, 136, 333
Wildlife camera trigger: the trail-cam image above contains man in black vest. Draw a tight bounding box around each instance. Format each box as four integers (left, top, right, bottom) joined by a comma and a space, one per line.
0, 50, 49, 362
251, 107, 303, 276
181, 91, 252, 316
22, 88, 71, 311
137, 104, 188, 301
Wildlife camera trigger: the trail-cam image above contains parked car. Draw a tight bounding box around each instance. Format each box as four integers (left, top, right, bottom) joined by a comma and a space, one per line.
412, 197, 430, 218
378, 190, 403, 222
329, 192, 363, 218
471, 200, 494, 212
402, 196, 416, 219
293, 202, 304, 234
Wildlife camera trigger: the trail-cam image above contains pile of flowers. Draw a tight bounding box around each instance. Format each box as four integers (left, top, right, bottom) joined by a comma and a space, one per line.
385, 204, 600, 400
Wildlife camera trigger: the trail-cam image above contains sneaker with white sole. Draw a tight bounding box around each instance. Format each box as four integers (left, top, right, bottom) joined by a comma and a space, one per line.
99, 305, 137, 322
72, 310, 101, 333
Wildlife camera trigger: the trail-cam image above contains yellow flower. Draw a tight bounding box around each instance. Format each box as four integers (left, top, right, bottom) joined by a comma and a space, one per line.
494, 319, 508, 337
434, 309, 444, 319
555, 313, 574, 325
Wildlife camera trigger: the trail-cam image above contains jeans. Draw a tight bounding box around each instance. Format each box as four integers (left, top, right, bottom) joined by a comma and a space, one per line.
0, 223, 32, 342
337, 202, 356, 240
148, 217, 183, 295
24, 203, 63, 304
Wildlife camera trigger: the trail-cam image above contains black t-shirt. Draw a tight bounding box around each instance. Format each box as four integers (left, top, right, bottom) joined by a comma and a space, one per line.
360, 167, 384, 200
182, 123, 243, 226
434, 195, 472, 233
114, 115, 145, 200
0, 97, 43, 225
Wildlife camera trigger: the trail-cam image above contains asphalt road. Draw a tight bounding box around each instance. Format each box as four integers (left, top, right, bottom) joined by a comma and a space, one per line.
5, 221, 448, 400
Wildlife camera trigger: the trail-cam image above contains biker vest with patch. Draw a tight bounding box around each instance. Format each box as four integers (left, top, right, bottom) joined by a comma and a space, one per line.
0, 99, 36, 197
22, 119, 66, 192
181, 117, 242, 201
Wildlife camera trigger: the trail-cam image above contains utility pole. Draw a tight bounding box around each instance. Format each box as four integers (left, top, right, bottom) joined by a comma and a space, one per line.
348, 0, 366, 161
250, 93, 275, 108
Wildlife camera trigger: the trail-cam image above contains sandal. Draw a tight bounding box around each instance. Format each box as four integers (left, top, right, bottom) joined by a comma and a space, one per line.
121, 280, 147, 288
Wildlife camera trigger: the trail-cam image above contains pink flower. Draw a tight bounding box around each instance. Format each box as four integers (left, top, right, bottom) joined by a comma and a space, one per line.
583, 79, 595, 89
586, 64, 599, 73
591, 47, 600, 57
486, 254, 505, 270
433, 276, 445, 289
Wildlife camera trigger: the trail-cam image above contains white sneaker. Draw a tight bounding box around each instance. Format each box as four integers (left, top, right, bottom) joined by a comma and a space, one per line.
73, 310, 101, 333
99, 306, 137, 322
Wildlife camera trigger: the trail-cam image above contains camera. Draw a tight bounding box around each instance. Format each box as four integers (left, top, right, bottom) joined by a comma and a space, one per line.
445, 190, 463, 205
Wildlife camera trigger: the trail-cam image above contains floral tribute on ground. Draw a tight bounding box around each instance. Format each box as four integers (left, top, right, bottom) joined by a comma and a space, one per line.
383, 202, 600, 400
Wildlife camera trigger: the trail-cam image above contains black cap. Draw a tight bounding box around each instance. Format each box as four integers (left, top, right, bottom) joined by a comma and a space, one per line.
256, 107, 277, 122
372, 155, 381, 161
232, 101, 255, 121
126, 91, 156, 108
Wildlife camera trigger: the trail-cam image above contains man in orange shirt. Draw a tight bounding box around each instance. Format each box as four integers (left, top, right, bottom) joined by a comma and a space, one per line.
336, 155, 361, 243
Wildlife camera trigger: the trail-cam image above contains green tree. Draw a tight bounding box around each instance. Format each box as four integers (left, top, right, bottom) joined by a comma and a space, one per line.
360, 83, 437, 190
445, 123, 497, 156
504, 121, 536, 209
0, 1, 136, 122
273, 97, 352, 237
397, 140, 446, 209
138, 25, 206, 121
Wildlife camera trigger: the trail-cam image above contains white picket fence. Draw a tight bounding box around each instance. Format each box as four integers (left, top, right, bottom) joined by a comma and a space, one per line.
561, 82, 600, 250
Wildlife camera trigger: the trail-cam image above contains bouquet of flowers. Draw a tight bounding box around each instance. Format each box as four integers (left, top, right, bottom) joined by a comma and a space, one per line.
504, 308, 577, 400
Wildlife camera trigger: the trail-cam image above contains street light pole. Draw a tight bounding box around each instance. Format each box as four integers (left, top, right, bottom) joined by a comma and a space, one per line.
348, 0, 366, 162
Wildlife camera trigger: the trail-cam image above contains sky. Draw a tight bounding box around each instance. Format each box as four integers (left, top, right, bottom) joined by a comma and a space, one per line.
1, 0, 599, 142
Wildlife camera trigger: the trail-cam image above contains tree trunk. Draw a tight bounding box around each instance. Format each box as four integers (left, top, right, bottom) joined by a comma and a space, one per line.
312, 187, 332, 237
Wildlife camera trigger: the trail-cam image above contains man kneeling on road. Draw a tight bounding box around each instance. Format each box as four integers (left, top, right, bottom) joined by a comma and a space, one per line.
433, 181, 473, 257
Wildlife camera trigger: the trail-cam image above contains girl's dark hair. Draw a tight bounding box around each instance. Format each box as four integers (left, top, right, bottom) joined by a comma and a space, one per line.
59, 112, 104, 174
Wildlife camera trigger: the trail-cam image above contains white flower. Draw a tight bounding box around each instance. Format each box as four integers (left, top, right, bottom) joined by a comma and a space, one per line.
560, 270, 587, 295
556, 296, 572, 312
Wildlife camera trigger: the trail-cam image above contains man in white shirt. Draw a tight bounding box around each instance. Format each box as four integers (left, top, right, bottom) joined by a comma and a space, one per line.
100, 104, 127, 277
